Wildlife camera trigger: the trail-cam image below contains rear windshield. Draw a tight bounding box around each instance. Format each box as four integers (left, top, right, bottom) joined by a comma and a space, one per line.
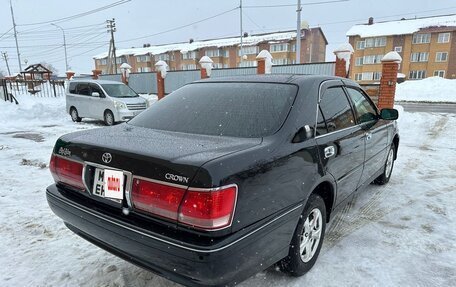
101, 84, 138, 98
128, 82, 298, 138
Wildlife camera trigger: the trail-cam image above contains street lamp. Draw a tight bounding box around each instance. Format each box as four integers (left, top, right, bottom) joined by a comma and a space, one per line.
51, 23, 69, 72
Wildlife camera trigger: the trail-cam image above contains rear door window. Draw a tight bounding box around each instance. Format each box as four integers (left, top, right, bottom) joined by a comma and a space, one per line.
68, 82, 77, 94
319, 87, 355, 133
129, 82, 298, 138
89, 84, 104, 96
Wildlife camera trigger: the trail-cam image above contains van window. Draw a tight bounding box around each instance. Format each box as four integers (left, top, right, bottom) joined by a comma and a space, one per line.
89, 84, 104, 96
76, 83, 90, 96
345, 88, 378, 124
69, 82, 77, 94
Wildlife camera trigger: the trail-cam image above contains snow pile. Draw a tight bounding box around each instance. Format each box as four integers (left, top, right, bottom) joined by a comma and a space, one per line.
347, 14, 456, 37
395, 77, 456, 103
0, 94, 69, 129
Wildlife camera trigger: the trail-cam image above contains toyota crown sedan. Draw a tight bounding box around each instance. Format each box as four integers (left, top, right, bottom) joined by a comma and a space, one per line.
47, 75, 399, 287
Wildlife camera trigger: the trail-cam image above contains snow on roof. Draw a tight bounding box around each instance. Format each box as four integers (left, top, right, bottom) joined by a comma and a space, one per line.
346, 14, 456, 38
93, 31, 297, 59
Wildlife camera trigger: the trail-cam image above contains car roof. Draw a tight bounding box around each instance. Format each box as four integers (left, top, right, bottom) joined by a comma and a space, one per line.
193, 74, 358, 87
69, 79, 123, 85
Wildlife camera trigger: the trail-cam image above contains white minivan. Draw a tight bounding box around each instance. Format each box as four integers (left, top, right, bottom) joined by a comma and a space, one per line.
66, 79, 147, 125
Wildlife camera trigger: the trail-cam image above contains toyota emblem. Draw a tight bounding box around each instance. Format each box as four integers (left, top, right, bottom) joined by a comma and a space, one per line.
102, 152, 112, 164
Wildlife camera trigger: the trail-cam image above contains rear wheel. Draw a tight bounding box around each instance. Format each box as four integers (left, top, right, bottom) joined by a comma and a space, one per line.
374, 144, 395, 185
70, 107, 81, 122
280, 194, 326, 276
104, 110, 115, 126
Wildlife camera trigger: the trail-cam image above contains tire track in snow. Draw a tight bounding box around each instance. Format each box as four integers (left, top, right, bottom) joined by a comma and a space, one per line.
324, 115, 449, 248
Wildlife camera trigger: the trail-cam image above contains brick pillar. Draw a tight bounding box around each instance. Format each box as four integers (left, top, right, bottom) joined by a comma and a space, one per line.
257, 59, 265, 74
333, 43, 354, 78
201, 68, 208, 79
334, 57, 348, 78
256, 50, 273, 74
199, 56, 213, 79
65, 71, 75, 80
154, 60, 168, 100
157, 71, 165, 100
378, 51, 402, 109
92, 69, 102, 80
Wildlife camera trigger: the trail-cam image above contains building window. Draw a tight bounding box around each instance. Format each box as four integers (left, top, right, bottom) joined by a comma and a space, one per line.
355, 57, 364, 66
435, 52, 448, 62
363, 54, 383, 64
238, 60, 257, 67
373, 72, 382, 81
100, 58, 107, 65
437, 32, 450, 43
394, 46, 402, 53
205, 49, 221, 57
272, 58, 289, 65
239, 46, 258, 56
137, 67, 151, 72
409, 70, 426, 80
182, 51, 196, 60
270, 43, 289, 52
155, 54, 169, 61
116, 57, 126, 64
355, 72, 374, 81
433, 70, 445, 77
356, 41, 365, 50
410, 52, 429, 62
136, 55, 150, 63
364, 37, 386, 48
412, 33, 431, 44
181, 64, 196, 70
213, 63, 224, 69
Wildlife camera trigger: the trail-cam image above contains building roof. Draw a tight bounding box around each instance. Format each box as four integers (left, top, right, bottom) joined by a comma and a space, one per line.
93, 28, 326, 60
346, 14, 456, 38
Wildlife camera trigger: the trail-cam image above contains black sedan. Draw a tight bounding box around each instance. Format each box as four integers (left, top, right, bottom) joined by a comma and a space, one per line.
47, 75, 399, 286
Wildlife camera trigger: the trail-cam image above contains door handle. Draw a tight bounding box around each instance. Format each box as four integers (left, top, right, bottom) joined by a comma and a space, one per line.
365, 132, 372, 141
324, 146, 335, 159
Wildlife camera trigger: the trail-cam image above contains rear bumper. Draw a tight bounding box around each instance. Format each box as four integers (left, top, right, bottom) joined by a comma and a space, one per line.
46, 184, 301, 287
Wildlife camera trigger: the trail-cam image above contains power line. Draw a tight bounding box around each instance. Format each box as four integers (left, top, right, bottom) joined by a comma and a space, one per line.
0, 27, 13, 40
244, 0, 349, 9
17, 0, 131, 26
116, 7, 239, 44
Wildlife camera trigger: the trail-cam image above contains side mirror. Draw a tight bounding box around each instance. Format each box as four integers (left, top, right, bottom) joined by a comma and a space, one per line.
292, 125, 314, 143
380, 108, 399, 120
91, 92, 100, 97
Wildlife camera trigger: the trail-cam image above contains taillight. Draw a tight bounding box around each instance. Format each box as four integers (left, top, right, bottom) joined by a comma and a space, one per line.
130, 177, 238, 230
131, 178, 186, 220
49, 154, 85, 191
178, 185, 238, 230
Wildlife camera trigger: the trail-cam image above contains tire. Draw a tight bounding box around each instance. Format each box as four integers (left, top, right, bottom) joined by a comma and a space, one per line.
280, 194, 327, 276
374, 144, 395, 185
104, 110, 115, 126
70, 107, 82, 122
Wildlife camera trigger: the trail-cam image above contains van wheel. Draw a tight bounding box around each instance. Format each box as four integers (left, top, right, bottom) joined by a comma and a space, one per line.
70, 107, 82, 122
280, 194, 326, 276
374, 144, 395, 185
104, 110, 115, 126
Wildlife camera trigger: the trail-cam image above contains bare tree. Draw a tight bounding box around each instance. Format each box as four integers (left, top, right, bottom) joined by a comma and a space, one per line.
40, 62, 59, 75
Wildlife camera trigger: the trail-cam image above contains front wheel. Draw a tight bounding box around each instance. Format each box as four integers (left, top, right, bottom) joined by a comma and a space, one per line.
280, 194, 326, 276
374, 144, 395, 185
104, 110, 115, 126
70, 107, 82, 122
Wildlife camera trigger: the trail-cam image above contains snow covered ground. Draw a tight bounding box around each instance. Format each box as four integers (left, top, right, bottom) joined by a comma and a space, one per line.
1, 91, 455, 286
396, 77, 456, 103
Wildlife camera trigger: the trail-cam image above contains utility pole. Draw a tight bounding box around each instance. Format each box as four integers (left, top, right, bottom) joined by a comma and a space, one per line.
9, 0, 22, 72
107, 19, 117, 74
296, 0, 302, 64
1, 51, 12, 75
51, 23, 69, 72
239, 0, 243, 64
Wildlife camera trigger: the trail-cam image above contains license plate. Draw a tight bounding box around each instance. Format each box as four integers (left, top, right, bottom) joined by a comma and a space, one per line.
92, 168, 124, 200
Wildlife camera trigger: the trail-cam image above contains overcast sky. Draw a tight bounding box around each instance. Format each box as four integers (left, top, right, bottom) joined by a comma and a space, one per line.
0, 0, 454, 75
